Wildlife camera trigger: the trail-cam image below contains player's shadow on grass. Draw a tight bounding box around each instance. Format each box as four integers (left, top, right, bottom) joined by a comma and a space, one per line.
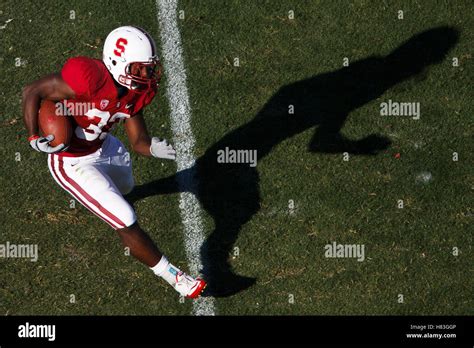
128, 26, 458, 297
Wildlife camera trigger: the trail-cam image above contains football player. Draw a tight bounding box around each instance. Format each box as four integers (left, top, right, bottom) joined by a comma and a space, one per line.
22, 26, 206, 299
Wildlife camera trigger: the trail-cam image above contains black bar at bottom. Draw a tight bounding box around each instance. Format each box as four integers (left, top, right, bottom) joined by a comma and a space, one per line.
0, 316, 473, 345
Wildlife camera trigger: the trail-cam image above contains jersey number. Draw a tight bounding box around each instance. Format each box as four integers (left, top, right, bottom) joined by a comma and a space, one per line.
114, 38, 128, 57
75, 109, 130, 141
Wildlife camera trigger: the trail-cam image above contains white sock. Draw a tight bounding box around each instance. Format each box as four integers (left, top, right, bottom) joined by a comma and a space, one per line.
150, 256, 181, 287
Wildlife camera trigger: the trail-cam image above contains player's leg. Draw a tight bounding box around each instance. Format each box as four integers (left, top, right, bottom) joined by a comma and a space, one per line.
47, 153, 205, 298
116, 222, 206, 298
48, 153, 134, 229
98, 135, 134, 195
116, 221, 162, 266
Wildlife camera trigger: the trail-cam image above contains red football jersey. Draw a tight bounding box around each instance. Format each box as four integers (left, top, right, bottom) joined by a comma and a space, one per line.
59, 56, 156, 157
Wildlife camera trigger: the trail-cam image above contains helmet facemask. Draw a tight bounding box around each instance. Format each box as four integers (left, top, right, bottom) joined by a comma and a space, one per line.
118, 58, 162, 93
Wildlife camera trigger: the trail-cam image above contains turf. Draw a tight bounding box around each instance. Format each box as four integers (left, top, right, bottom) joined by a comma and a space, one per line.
0, 0, 472, 315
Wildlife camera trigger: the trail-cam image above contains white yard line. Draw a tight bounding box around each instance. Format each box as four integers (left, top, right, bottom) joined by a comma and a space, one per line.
156, 0, 216, 316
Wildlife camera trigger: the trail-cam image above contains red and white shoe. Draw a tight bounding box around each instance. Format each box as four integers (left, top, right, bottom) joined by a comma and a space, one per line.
175, 271, 207, 299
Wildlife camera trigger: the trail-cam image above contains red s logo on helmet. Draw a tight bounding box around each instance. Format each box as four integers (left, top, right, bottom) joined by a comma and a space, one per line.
113, 38, 128, 57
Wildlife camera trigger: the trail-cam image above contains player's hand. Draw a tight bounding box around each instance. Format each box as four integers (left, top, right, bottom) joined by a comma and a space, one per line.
29, 134, 66, 154
150, 137, 176, 160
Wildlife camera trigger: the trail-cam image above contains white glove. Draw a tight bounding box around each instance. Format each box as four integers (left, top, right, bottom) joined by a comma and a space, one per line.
150, 137, 176, 160
29, 134, 66, 154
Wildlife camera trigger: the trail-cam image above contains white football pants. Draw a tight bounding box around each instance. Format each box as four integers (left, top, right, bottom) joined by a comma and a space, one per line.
48, 135, 136, 230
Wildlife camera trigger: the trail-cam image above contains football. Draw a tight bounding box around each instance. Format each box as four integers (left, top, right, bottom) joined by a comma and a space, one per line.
38, 99, 73, 147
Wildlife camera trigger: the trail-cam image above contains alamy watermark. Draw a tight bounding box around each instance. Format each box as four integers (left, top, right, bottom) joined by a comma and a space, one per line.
324, 241, 365, 262
380, 99, 420, 120
0, 241, 38, 262
18, 322, 55, 341
55, 101, 97, 116
217, 147, 257, 167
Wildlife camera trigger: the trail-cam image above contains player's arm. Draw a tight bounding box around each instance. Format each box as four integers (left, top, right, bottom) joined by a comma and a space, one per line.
22, 73, 76, 139
124, 113, 152, 156
124, 112, 176, 160
22, 73, 76, 153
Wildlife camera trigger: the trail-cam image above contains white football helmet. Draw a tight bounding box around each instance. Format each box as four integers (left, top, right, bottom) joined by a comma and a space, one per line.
103, 26, 161, 93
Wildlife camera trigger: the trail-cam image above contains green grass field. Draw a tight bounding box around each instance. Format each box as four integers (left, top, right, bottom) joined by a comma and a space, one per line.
0, 0, 472, 315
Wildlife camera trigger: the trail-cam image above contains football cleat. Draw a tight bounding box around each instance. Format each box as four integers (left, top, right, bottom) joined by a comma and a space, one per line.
175, 271, 207, 299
